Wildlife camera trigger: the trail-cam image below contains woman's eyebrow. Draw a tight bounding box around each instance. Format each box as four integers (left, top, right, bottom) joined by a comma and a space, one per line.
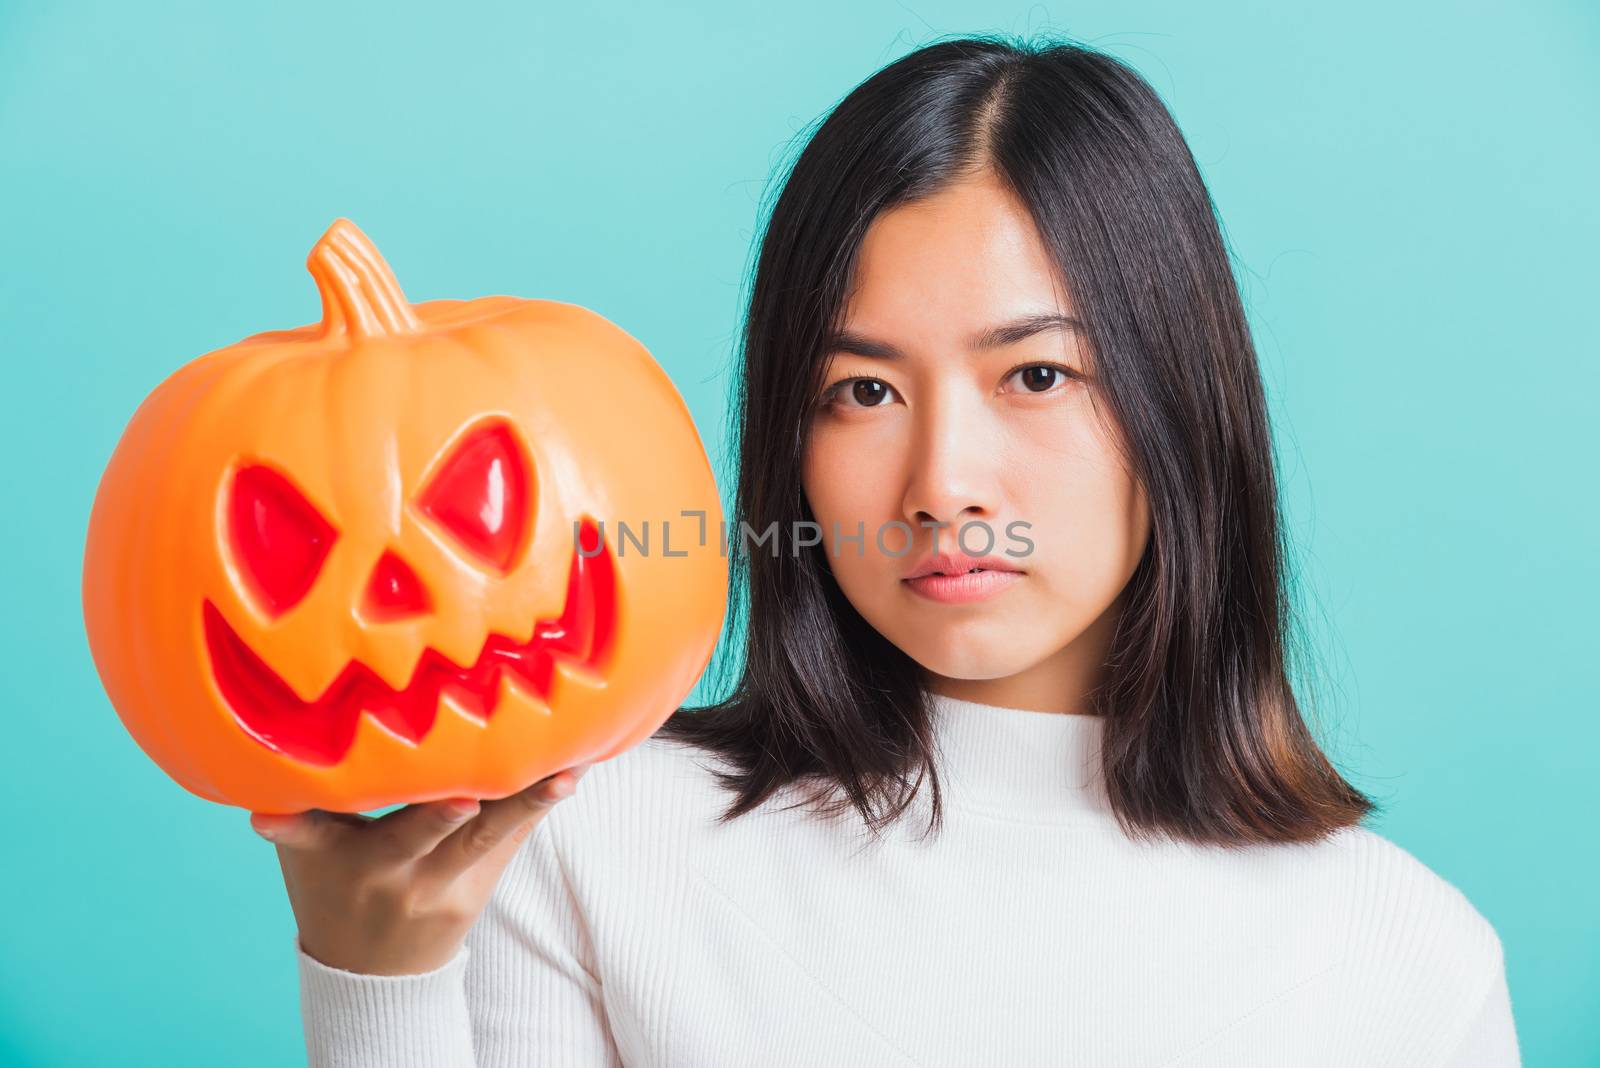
971, 313, 1084, 350
824, 313, 1083, 359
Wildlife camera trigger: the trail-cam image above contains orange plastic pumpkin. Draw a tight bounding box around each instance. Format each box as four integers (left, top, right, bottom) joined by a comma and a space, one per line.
82, 218, 726, 816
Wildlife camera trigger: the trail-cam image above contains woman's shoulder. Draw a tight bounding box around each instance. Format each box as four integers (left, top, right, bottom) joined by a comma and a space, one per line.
533, 732, 766, 856
576, 731, 742, 814
1321, 823, 1502, 954
1304, 824, 1507, 1014
1140, 822, 1510, 1058
531, 729, 885, 896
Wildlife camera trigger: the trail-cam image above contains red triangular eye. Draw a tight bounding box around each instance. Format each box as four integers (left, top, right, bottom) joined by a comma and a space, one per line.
417, 422, 531, 572
228, 465, 337, 615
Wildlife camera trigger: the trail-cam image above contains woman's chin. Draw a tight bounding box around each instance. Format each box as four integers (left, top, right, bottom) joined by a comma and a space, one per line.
890, 626, 1058, 683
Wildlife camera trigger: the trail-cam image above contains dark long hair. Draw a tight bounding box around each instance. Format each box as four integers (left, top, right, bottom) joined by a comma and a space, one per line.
655, 33, 1376, 848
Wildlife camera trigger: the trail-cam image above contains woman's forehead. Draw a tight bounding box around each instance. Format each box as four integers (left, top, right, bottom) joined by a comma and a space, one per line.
840, 178, 1074, 341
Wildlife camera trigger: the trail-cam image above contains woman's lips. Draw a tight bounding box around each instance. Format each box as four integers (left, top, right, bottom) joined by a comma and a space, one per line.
901, 568, 1023, 604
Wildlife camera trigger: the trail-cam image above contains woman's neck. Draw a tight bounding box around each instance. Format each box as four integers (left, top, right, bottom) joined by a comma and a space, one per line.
923, 689, 1113, 819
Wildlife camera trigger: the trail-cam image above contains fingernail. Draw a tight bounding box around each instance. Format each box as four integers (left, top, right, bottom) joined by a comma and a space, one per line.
252, 822, 279, 841
446, 802, 478, 822
548, 777, 576, 800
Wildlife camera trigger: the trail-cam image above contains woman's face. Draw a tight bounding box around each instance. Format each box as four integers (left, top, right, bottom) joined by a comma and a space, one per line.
800, 170, 1151, 712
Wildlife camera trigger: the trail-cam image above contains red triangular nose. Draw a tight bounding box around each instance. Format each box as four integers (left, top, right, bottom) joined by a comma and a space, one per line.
362, 550, 430, 621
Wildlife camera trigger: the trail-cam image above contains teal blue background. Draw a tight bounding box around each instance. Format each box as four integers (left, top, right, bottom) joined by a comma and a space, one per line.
2, 2, 1594, 1063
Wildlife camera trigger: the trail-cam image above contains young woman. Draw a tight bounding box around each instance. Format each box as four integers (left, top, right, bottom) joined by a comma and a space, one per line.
256, 35, 1520, 1066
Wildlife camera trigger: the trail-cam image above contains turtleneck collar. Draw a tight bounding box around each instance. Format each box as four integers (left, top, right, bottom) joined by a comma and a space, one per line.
925, 690, 1114, 821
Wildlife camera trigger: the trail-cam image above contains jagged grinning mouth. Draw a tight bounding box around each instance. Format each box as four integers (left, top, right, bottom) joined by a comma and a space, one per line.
202, 521, 617, 767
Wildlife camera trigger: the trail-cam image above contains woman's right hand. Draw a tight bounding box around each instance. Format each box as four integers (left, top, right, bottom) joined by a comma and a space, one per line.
249, 764, 592, 977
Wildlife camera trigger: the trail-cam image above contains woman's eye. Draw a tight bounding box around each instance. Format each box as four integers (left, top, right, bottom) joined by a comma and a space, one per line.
820, 364, 1077, 411
824, 376, 898, 410
1005, 364, 1077, 394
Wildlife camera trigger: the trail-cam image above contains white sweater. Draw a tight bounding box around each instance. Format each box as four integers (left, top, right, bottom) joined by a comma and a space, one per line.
296, 692, 1521, 1066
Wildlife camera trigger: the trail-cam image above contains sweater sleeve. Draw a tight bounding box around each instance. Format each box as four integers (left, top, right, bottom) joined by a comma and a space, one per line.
296, 934, 477, 1067
295, 813, 620, 1067
1441, 943, 1522, 1067
463, 813, 623, 1066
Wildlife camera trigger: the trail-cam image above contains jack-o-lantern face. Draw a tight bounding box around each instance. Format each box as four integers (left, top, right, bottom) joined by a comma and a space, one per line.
82, 219, 726, 815
205, 417, 615, 769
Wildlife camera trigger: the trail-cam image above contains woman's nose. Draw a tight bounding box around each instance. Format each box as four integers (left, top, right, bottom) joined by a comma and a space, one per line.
900, 390, 1000, 533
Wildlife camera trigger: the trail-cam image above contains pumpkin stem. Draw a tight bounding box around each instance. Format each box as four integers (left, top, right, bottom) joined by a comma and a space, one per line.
306, 218, 423, 339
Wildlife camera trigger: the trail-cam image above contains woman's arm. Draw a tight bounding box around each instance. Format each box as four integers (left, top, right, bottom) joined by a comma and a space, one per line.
259, 764, 596, 1066
1441, 948, 1521, 1067
292, 806, 620, 1066
463, 816, 623, 1066
298, 935, 477, 1065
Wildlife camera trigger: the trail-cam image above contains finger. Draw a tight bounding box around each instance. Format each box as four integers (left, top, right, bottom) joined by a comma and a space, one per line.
420, 768, 586, 880
248, 809, 358, 851
366, 797, 482, 861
